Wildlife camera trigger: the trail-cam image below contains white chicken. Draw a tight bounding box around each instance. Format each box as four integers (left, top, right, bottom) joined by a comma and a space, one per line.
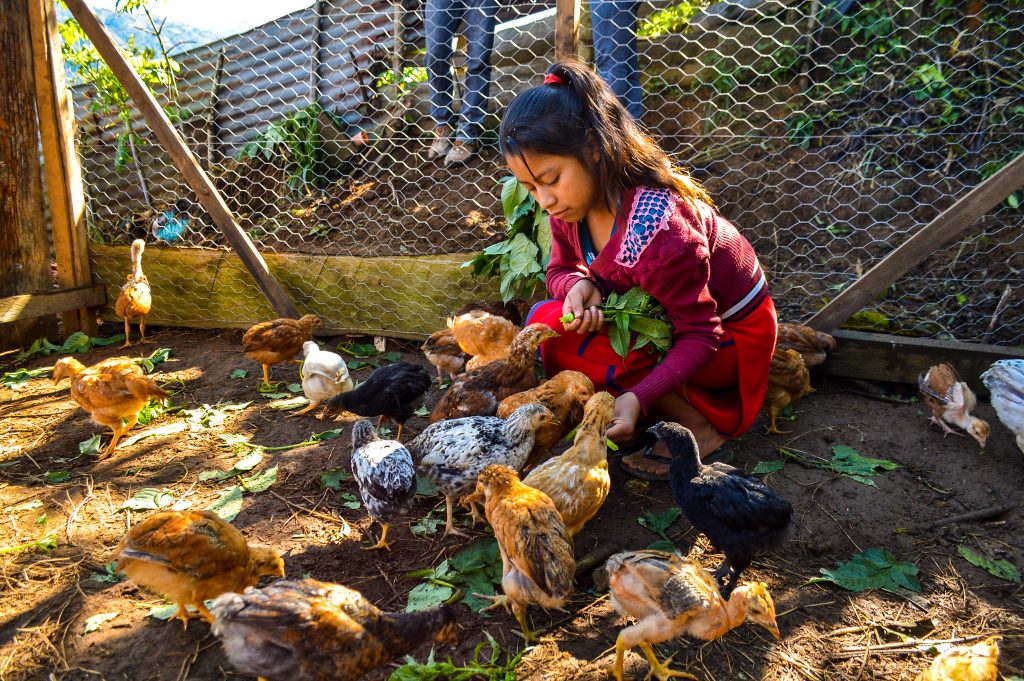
293, 341, 353, 417
981, 360, 1024, 455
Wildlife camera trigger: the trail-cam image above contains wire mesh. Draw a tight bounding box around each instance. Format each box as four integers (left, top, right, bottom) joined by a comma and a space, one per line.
68, 0, 1023, 343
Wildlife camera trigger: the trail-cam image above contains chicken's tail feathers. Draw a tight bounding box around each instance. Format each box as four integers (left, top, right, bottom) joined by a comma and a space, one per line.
118, 547, 176, 568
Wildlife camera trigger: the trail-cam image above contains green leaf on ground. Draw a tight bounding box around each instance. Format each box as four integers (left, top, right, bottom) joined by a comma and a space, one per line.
185, 402, 251, 429
79, 434, 103, 457
269, 396, 309, 410
384, 351, 403, 363
347, 359, 379, 371
416, 475, 440, 497
90, 334, 127, 347
389, 631, 523, 681
89, 562, 124, 584
410, 510, 444, 536
231, 369, 248, 379
207, 486, 243, 522
312, 428, 345, 442
16, 337, 62, 360
638, 507, 682, 542
118, 488, 174, 512
414, 405, 430, 417
45, 471, 71, 484
807, 547, 921, 593
829, 445, 900, 486
338, 342, 379, 358
147, 603, 179, 620
957, 545, 1021, 583
340, 492, 361, 509
62, 332, 94, 353
647, 539, 677, 552
320, 467, 352, 490
2, 366, 53, 390
406, 539, 502, 613
0, 532, 58, 555
119, 421, 187, 448
83, 612, 118, 634
752, 460, 786, 475
135, 348, 173, 373
240, 466, 277, 493
6, 499, 43, 514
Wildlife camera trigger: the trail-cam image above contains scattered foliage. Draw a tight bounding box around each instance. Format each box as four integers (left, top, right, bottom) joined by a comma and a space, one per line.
83, 612, 119, 634
638, 507, 682, 543
752, 460, 786, 475
807, 547, 921, 593
0, 532, 58, 555
89, 562, 125, 584
389, 632, 524, 681
79, 434, 103, 458
206, 486, 244, 522
319, 467, 352, 490
2, 367, 53, 390
828, 445, 901, 487
957, 545, 1021, 583
406, 539, 503, 613
118, 488, 174, 512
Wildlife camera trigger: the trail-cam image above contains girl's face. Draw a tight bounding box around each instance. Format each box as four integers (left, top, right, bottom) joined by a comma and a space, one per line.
506, 149, 602, 223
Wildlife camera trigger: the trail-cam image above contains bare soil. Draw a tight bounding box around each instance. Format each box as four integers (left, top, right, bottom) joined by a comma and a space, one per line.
0, 327, 1021, 681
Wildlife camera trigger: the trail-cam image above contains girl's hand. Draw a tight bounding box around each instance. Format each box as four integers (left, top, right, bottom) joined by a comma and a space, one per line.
606, 392, 641, 443
562, 278, 604, 335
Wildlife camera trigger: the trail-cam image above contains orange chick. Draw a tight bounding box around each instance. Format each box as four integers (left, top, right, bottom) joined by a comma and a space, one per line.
919, 362, 989, 449
242, 314, 322, 384
114, 239, 152, 348
775, 323, 835, 367
498, 370, 594, 468
916, 635, 1000, 681
53, 356, 167, 458
764, 347, 812, 434
473, 464, 575, 642
606, 550, 779, 681
210, 579, 457, 681
450, 310, 517, 370
117, 510, 284, 627
421, 327, 467, 383
522, 392, 615, 535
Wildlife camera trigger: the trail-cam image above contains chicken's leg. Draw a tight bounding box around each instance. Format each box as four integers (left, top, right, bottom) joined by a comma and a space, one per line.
638, 643, 697, 681
442, 495, 469, 538
766, 406, 790, 435
363, 523, 392, 551
122, 317, 133, 348
511, 601, 536, 642
931, 415, 962, 437
139, 316, 147, 344
288, 400, 319, 417
261, 364, 271, 385
395, 422, 405, 441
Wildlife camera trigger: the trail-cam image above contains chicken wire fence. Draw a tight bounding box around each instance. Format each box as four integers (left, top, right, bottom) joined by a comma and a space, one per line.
69, 0, 1024, 343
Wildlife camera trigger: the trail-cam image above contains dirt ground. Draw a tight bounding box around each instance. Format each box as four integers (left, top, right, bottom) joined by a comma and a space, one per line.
0, 327, 1021, 681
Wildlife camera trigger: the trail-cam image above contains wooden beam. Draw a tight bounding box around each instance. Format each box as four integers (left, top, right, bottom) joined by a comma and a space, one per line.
806, 152, 1024, 332
61, 0, 299, 319
555, 0, 581, 61
0, 285, 106, 324
817, 330, 1024, 394
28, 0, 96, 335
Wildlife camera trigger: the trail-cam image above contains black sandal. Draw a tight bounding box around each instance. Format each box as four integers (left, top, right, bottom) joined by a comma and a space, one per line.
621, 442, 736, 481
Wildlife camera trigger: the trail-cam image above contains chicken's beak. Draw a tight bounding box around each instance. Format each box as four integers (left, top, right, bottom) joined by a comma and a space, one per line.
768, 621, 781, 639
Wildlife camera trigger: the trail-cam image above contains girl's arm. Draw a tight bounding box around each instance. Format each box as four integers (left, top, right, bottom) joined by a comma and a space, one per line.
545, 217, 592, 300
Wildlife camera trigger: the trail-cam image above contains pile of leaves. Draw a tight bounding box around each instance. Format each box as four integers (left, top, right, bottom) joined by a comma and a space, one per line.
561, 287, 674, 359
389, 632, 524, 681
406, 539, 503, 613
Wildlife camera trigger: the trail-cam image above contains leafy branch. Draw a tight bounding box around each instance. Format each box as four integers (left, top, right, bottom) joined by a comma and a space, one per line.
561, 287, 674, 359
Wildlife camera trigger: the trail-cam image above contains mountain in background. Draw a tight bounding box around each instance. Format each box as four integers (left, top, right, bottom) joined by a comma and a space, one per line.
57, 5, 219, 58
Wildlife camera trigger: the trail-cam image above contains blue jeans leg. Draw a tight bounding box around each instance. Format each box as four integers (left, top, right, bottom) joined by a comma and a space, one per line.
457, 0, 497, 142
592, 0, 642, 120
425, 0, 463, 129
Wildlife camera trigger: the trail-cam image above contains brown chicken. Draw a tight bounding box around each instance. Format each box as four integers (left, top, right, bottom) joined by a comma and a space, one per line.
451, 299, 528, 326
764, 347, 812, 434
53, 356, 168, 458
606, 550, 779, 681
210, 578, 457, 681
430, 324, 559, 422
421, 327, 467, 383
451, 310, 517, 370
242, 314, 322, 384
916, 635, 1000, 681
775, 323, 836, 367
473, 464, 575, 642
117, 510, 284, 627
919, 362, 990, 449
497, 370, 594, 468
522, 392, 615, 535
114, 239, 152, 348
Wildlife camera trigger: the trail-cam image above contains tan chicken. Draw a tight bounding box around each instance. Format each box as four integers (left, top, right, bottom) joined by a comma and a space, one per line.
919, 362, 990, 449
114, 239, 152, 348
497, 370, 594, 468
241, 314, 322, 384
117, 510, 284, 627
421, 327, 467, 383
775, 323, 836, 367
430, 324, 559, 422
53, 356, 168, 458
915, 635, 1000, 681
522, 392, 615, 535
606, 550, 780, 681
210, 579, 457, 681
764, 347, 812, 434
473, 464, 575, 642
451, 299, 528, 326
450, 310, 517, 370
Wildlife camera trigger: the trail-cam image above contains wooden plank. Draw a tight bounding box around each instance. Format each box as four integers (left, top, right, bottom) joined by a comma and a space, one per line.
0, 285, 106, 323
818, 330, 1024, 394
806, 152, 1024, 332
555, 0, 581, 61
61, 0, 299, 320
28, 0, 96, 335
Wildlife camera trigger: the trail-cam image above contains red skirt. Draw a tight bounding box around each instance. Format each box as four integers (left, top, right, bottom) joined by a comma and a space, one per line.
528, 295, 778, 438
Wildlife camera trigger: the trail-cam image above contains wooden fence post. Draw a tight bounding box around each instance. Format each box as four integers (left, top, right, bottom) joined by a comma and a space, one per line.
0, 0, 60, 350
555, 0, 582, 62
29, 0, 97, 337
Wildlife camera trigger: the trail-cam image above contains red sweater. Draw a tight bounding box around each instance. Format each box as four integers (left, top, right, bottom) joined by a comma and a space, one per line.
546, 186, 765, 411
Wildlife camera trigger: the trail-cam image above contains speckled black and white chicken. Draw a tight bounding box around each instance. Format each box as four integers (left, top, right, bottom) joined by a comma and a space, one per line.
407, 403, 557, 538
981, 360, 1024, 455
293, 341, 353, 417
349, 419, 416, 551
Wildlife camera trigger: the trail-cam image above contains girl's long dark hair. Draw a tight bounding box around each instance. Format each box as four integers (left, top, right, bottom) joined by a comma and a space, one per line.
500, 60, 711, 212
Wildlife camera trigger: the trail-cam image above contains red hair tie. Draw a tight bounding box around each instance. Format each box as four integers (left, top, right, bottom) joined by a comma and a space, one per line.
543, 73, 566, 86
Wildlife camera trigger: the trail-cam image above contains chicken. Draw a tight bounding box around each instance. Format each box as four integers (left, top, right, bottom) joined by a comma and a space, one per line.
915, 635, 1000, 681
321, 362, 431, 440
764, 347, 812, 434
919, 362, 989, 449
430, 324, 559, 422
421, 327, 467, 383
497, 370, 594, 468
451, 299, 528, 327
981, 360, 1024, 454
242, 314, 322, 385
349, 419, 416, 550
408, 403, 557, 537
654, 422, 792, 597
114, 239, 152, 348
775, 323, 836, 367
450, 310, 517, 371
606, 550, 779, 681
472, 464, 574, 642
293, 341, 352, 417
522, 392, 615, 535
52, 356, 168, 458
210, 578, 457, 681
117, 510, 284, 627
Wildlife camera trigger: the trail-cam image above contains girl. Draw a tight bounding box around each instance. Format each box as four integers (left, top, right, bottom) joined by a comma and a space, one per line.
499, 61, 777, 480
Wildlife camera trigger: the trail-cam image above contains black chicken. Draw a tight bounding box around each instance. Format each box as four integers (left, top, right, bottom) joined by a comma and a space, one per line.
652, 421, 793, 597
321, 362, 431, 440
